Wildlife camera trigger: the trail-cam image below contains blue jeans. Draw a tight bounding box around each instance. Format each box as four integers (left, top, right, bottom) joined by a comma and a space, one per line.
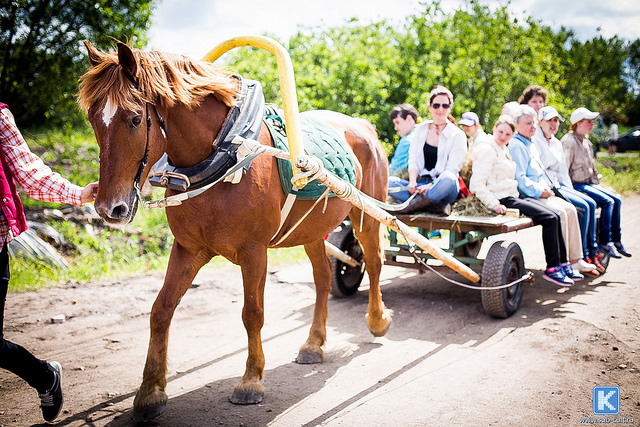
573, 184, 622, 244
557, 185, 598, 258
388, 171, 459, 204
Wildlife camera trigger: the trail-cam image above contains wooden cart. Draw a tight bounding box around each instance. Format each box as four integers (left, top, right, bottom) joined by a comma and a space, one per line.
327, 213, 537, 318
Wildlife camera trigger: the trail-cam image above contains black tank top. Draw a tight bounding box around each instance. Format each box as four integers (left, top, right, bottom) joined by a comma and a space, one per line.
423, 142, 438, 171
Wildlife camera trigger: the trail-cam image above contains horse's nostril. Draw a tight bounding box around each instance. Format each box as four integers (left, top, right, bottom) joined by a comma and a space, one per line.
110, 202, 130, 219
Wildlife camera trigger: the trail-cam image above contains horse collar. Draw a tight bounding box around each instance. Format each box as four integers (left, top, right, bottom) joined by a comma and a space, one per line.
148, 75, 266, 191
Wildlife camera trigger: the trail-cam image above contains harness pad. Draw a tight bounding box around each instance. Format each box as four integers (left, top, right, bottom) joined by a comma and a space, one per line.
264, 109, 357, 200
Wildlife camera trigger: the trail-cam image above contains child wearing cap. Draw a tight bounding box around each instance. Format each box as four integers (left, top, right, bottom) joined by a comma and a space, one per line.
561, 107, 632, 259
459, 112, 488, 151
532, 106, 602, 275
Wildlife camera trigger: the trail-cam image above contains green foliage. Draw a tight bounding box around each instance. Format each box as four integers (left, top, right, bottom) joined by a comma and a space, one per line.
10, 207, 173, 291
596, 156, 640, 195
0, 0, 155, 128
9, 204, 308, 292
221, 0, 638, 156
19, 125, 100, 209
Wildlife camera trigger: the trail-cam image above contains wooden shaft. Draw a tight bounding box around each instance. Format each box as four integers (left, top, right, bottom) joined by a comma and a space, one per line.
295, 155, 481, 283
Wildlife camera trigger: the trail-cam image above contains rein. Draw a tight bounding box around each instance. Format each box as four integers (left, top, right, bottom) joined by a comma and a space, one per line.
133, 102, 168, 197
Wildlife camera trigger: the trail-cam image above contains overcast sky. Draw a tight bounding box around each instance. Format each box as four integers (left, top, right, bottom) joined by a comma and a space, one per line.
147, 0, 640, 59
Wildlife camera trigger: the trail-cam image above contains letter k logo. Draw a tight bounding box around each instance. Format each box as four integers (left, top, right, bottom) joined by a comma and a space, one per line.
593, 386, 620, 415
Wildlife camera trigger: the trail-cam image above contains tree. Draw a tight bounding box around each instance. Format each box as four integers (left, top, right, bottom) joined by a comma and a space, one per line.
222, 1, 638, 155
0, 0, 154, 128
561, 35, 630, 123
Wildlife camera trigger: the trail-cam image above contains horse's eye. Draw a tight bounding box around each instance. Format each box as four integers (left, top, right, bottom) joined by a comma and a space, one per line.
131, 114, 143, 128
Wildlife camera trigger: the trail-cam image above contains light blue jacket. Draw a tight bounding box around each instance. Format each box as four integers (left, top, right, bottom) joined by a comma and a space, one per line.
508, 133, 550, 199
388, 131, 413, 176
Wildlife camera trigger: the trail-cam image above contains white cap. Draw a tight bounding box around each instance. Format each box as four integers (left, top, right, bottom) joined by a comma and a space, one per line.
538, 106, 564, 122
570, 107, 599, 125
459, 112, 479, 126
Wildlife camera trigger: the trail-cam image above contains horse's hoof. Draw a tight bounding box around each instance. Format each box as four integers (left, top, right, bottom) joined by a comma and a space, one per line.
229, 389, 264, 405
296, 350, 323, 364
132, 404, 166, 422
229, 382, 264, 405
133, 386, 167, 422
366, 308, 393, 337
296, 342, 324, 364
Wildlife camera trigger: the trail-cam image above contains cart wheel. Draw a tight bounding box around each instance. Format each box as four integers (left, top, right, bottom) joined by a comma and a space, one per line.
596, 251, 610, 271
481, 240, 525, 318
454, 239, 483, 258
327, 225, 365, 297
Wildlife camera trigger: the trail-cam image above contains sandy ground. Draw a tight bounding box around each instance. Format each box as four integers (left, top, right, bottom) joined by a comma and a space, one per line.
1, 197, 639, 426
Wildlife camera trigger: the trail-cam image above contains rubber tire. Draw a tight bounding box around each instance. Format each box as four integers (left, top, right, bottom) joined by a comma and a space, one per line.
327, 225, 365, 297
597, 251, 610, 271
481, 240, 525, 318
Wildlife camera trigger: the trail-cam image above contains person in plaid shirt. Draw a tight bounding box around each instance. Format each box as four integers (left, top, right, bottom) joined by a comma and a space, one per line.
0, 102, 98, 422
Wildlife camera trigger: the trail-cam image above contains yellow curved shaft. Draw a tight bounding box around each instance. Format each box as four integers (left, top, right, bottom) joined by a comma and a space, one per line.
202, 35, 307, 188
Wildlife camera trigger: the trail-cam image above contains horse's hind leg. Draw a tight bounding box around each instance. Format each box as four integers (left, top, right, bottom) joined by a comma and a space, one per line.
296, 239, 331, 364
133, 242, 208, 421
351, 211, 392, 336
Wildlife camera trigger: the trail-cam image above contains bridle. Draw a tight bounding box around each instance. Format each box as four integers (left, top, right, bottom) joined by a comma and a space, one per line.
125, 77, 168, 202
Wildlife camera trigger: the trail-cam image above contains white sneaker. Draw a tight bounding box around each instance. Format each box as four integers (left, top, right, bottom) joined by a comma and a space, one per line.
573, 258, 596, 272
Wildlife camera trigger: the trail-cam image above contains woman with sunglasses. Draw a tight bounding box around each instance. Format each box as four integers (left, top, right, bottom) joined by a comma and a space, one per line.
389, 85, 466, 214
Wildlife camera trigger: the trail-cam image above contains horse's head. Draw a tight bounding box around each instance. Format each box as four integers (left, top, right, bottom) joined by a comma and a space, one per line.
78, 42, 164, 224
79, 41, 240, 225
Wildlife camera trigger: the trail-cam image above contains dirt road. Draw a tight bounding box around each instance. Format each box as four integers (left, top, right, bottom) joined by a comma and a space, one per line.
1, 197, 639, 426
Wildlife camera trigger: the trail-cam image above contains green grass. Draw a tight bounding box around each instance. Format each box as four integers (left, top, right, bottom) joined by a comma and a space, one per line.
596, 156, 640, 195
10, 201, 308, 292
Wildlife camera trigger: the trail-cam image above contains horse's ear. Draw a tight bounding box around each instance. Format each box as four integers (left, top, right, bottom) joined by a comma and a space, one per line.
117, 42, 138, 85
84, 41, 101, 67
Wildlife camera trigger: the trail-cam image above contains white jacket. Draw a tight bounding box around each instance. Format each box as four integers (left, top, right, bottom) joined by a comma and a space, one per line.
407, 121, 467, 179
531, 127, 572, 187
469, 138, 519, 210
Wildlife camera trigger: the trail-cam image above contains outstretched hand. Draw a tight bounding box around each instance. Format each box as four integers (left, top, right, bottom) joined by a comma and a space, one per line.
80, 181, 99, 204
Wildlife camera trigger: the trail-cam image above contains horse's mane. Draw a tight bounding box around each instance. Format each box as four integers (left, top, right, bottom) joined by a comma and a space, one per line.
78, 45, 240, 112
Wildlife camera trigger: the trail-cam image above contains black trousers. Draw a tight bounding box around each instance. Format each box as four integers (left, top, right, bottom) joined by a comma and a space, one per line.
500, 196, 567, 269
0, 243, 53, 393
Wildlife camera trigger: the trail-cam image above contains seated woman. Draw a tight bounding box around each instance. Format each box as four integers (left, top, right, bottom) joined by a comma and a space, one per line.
561, 107, 631, 258
532, 106, 602, 275
388, 85, 467, 214
508, 105, 592, 281
469, 115, 574, 286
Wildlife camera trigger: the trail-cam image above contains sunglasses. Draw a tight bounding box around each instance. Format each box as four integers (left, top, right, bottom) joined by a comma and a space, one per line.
431, 103, 451, 109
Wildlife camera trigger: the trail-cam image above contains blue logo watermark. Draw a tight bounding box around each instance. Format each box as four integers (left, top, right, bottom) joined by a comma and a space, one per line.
593, 386, 620, 415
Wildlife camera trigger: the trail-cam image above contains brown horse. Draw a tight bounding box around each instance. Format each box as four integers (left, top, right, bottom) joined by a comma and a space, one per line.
78, 41, 391, 421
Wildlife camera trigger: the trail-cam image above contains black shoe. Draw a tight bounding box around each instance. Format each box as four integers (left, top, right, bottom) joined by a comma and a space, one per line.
598, 243, 622, 259
396, 193, 435, 214
613, 242, 632, 257
39, 361, 64, 422
426, 201, 452, 216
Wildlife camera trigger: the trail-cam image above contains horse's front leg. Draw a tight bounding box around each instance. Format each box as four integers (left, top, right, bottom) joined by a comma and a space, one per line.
133, 242, 207, 421
296, 239, 331, 364
230, 246, 268, 405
